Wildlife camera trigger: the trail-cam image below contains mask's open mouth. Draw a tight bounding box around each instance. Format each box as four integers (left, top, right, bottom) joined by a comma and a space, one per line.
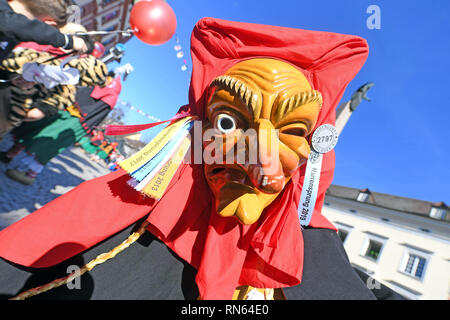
206, 164, 250, 186
206, 163, 285, 194
205, 165, 282, 225
210, 167, 226, 175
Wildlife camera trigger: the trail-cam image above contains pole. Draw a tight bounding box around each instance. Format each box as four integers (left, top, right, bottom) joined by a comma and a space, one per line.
335, 82, 374, 135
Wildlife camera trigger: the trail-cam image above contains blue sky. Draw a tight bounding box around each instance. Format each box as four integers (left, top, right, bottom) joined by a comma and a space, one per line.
111, 0, 450, 204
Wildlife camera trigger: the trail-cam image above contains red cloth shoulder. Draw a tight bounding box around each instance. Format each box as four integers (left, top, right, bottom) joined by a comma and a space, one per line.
0, 169, 155, 268
90, 77, 122, 108
17, 42, 66, 57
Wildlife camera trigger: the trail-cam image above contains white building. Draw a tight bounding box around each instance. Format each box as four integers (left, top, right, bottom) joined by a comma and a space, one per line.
322, 185, 450, 300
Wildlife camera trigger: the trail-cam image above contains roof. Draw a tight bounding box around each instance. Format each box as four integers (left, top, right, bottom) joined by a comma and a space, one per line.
326, 184, 449, 222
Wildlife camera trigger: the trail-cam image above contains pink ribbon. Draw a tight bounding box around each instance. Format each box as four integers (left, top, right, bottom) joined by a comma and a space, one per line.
105, 112, 191, 136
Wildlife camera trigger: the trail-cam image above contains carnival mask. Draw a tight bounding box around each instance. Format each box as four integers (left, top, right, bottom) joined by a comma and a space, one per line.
204, 58, 322, 225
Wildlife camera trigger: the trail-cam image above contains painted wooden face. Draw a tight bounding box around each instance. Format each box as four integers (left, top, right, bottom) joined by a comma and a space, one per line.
204, 58, 322, 225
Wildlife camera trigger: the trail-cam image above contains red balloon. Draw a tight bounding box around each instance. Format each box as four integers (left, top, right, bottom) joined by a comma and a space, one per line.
91, 42, 105, 58
129, 0, 177, 45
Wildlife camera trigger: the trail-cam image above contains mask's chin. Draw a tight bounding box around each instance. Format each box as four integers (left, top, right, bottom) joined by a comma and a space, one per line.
216, 182, 266, 225
206, 165, 282, 225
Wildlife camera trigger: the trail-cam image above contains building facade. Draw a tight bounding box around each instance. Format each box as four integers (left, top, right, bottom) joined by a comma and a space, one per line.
322, 185, 450, 300
73, 0, 134, 51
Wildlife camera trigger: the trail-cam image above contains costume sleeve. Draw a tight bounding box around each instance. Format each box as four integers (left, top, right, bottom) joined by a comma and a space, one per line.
39, 84, 77, 111
0, 47, 46, 73
66, 55, 108, 87
0, 0, 71, 49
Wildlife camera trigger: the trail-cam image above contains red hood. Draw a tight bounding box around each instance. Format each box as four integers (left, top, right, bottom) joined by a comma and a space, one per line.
153, 17, 369, 298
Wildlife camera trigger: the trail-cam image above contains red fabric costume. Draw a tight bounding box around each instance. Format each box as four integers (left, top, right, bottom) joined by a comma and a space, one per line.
0, 18, 368, 299
90, 76, 122, 108
17, 42, 67, 57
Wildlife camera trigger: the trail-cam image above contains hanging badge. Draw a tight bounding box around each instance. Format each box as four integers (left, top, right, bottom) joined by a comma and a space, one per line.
298, 124, 339, 227
311, 124, 339, 154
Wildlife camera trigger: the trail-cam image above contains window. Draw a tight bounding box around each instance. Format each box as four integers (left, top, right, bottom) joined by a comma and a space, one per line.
82, 3, 96, 15
429, 207, 447, 220
102, 0, 118, 6
102, 9, 120, 25
404, 255, 426, 278
357, 192, 369, 202
357, 189, 371, 202
337, 229, 348, 242
334, 222, 353, 244
360, 233, 387, 262
104, 23, 119, 32
399, 247, 431, 281
364, 239, 383, 260
385, 281, 421, 300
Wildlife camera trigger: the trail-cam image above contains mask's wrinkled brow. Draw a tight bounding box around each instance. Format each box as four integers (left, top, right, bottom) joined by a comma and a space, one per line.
210, 75, 258, 117
209, 60, 321, 124
274, 90, 323, 123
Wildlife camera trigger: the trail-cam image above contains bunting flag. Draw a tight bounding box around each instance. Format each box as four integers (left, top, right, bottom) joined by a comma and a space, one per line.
117, 99, 161, 122
117, 116, 194, 200
173, 35, 189, 72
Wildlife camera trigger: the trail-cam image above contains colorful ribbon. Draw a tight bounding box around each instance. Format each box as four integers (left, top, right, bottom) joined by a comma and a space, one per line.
118, 116, 194, 200
105, 112, 190, 136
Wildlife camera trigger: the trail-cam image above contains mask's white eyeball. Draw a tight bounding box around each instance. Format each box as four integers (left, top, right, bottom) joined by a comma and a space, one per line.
216, 114, 236, 134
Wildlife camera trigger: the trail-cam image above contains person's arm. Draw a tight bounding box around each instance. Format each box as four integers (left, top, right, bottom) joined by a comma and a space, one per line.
23, 108, 45, 122
0, 0, 86, 51
24, 101, 58, 121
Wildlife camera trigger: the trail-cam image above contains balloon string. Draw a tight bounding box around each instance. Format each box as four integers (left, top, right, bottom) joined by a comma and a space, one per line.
69, 29, 137, 37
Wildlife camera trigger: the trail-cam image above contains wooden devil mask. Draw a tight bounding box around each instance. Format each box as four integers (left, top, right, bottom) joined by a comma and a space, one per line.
204, 58, 322, 224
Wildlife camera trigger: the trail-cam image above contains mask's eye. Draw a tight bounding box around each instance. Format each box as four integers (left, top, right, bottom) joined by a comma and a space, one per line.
216, 114, 236, 134
280, 127, 306, 137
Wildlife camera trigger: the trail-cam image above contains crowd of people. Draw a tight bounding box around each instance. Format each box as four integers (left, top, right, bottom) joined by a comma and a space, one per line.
0, 0, 126, 185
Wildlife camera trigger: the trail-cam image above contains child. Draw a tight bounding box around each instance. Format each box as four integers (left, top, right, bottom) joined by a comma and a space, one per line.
0, 0, 88, 62
0, 0, 88, 138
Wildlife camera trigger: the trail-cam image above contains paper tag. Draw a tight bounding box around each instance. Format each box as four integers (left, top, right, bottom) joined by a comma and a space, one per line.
298, 151, 323, 227
134, 124, 192, 191
131, 121, 192, 182
119, 116, 192, 173
142, 137, 191, 200
298, 124, 338, 227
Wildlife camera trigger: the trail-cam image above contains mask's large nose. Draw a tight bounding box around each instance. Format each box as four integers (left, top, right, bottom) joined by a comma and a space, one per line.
245, 119, 285, 193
